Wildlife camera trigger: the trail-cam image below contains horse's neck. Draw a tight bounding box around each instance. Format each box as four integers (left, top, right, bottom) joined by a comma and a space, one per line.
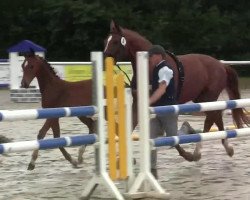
37, 66, 61, 93
130, 41, 151, 57
128, 35, 152, 70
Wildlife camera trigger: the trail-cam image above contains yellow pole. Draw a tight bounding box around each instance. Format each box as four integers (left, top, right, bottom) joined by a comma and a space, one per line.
105, 57, 117, 180
116, 74, 127, 179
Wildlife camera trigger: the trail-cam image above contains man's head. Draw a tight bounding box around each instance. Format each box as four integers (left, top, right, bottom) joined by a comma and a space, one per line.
148, 45, 166, 57
148, 45, 166, 67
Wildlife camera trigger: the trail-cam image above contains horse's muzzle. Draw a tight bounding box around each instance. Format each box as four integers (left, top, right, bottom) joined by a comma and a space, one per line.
21, 79, 29, 88
104, 53, 117, 62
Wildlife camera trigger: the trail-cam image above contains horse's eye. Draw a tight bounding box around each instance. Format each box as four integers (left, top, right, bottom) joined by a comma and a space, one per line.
30, 65, 34, 69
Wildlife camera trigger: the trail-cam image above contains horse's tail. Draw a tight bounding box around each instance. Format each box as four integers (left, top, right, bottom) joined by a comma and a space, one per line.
225, 65, 250, 128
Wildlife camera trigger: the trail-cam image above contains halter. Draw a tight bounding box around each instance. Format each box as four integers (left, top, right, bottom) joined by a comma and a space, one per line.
105, 34, 132, 87
117, 35, 132, 86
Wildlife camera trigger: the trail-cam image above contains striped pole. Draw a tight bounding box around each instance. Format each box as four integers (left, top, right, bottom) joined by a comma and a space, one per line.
153, 128, 250, 147
0, 106, 96, 122
150, 99, 250, 115
0, 134, 97, 154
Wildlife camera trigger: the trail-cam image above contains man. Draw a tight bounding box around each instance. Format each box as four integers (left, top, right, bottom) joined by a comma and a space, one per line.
148, 45, 195, 177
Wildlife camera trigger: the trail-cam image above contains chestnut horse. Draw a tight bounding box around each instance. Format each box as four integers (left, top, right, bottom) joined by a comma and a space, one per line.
104, 20, 250, 161
21, 54, 95, 170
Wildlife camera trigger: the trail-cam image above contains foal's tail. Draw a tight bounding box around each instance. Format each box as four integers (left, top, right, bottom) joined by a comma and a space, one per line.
225, 65, 250, 128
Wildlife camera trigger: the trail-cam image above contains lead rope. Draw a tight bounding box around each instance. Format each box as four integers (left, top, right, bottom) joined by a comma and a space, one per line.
115, 64, 132, 88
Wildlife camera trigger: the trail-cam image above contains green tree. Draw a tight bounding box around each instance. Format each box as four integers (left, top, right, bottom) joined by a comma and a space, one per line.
0, 0, 249, 61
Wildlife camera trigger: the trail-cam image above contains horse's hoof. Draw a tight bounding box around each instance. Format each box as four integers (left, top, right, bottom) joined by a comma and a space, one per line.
182, 152, 194, 162
226, 146, 234, 157
27, 163, 35, 170
178, 150, 194, 162
180, 121, 196, 134
72, 160, 78, 168
193, 152, 201, 161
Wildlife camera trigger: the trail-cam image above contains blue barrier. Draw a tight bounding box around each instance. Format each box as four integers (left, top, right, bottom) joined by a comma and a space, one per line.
150, 99, 250, 116
0, 134, 97, 154
0, 106, 97, 122
152, 128, 250, 147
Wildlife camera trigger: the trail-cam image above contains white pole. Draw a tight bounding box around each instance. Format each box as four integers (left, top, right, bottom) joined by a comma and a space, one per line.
81, 52, 124, 200
128, 52, 168, 198
92, 52, 106, 174
137, 52, 151, 174
125, 88, 135, 189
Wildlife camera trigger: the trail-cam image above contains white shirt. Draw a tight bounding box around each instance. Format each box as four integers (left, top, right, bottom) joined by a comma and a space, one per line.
157, 61, 173, 85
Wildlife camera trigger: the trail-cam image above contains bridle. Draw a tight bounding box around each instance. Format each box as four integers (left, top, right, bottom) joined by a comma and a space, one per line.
105, 34, 132, 87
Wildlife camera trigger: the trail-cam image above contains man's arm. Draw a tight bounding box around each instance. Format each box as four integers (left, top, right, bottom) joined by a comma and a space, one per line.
149, 81, 167, 105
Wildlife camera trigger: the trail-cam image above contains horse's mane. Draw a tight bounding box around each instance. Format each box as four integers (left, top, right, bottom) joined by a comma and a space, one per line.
122, 28, 152, 47
38, 56, 59, 78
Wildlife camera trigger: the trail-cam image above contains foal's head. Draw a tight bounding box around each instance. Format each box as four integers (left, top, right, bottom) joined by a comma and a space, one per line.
21, 54, 45, 88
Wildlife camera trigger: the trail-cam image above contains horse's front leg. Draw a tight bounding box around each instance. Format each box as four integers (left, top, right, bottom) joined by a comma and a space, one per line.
77, 117, 95, 164
51, 118, 78, 167
28, 119, 51, 170
78, 146, 86, 164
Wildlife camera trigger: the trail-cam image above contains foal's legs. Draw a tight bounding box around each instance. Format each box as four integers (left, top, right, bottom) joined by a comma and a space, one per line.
28, 119, 52, 170
77, 117, 95, 164
51, 118, 78, 167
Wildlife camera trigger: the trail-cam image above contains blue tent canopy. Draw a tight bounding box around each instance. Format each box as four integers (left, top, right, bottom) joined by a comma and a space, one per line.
7, 40, 46, 54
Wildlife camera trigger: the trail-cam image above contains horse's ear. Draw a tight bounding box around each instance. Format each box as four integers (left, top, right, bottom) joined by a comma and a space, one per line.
110, 20, 122, 34
29, 47, 35, 56
23, 48, 35, 59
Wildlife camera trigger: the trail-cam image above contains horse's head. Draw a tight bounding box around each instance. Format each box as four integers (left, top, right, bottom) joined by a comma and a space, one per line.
104, 20, 153, 89
104, 20, 131, 62
21, 54, 41, 88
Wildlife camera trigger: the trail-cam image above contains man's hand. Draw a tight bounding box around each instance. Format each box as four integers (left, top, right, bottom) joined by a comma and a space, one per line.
149, 81, 167, 105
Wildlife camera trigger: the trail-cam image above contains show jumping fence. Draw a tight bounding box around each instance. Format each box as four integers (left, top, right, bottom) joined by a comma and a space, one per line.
1, 51, 250, 199
134, 51, 250, 197
148, 98, 250, 147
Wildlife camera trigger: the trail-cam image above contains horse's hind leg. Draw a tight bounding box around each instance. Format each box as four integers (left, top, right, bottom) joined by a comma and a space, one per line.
77, 117, 95, 164
175, 144, 194, 161
78, 146, 86, 164
193, 111, 215, 161
28, 119, 51, 170
214, 111, 234, 157
222, 138, 234, 157
51, 119, 78, 167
